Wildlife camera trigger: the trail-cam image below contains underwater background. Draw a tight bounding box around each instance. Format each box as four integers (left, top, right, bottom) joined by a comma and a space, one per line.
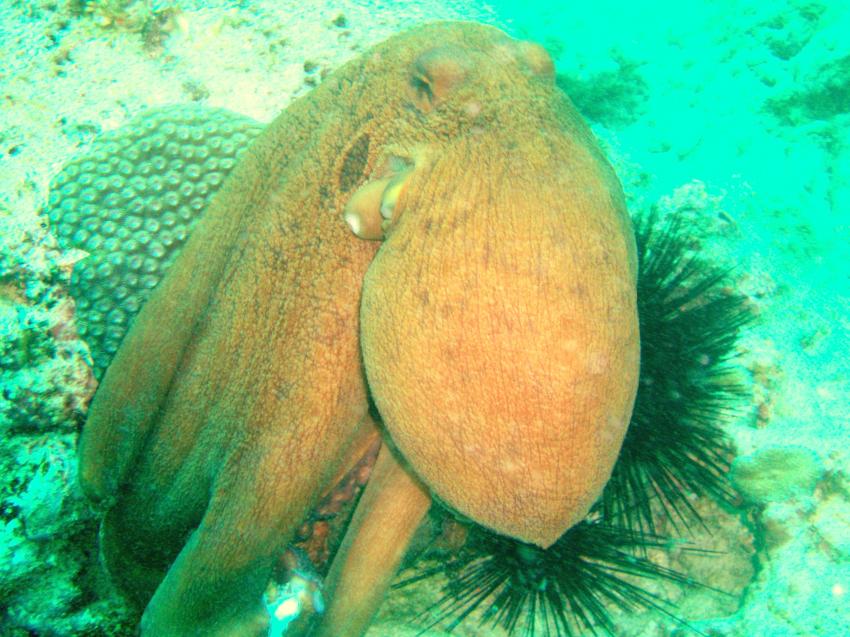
0, 0, 848, 635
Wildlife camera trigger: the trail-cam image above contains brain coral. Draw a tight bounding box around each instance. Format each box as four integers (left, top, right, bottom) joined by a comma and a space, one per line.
44, 105, 262, 376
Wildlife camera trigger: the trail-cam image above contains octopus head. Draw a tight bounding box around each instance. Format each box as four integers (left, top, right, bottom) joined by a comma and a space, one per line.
346, 23, 640, 548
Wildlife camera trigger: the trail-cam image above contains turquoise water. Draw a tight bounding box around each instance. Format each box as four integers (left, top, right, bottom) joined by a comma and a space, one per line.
0, 1, 847, 636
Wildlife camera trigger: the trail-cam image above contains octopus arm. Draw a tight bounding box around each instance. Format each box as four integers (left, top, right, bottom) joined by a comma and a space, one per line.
77, 138, 272, 507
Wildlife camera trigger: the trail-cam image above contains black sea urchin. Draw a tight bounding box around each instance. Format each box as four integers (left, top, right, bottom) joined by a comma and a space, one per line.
399, 510, 718, 637
602, 211, 752, 534
397, 211, 751, 636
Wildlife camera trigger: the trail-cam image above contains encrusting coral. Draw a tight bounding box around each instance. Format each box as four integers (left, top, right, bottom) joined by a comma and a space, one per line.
45, 105, 262, 377
45, 20, 751, 637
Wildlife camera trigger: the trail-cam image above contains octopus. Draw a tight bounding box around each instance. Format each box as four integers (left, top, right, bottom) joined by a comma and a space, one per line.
77, 21, 639, 636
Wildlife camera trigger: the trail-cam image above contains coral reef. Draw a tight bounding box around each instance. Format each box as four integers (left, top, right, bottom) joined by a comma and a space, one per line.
0, 204, 130, 634
765, 53, 850, 124
69, 0, 164, 33
746, 0, 825, 61
0, 204, 92, 435
44, 105, 263, 376
555, 52, 648, 127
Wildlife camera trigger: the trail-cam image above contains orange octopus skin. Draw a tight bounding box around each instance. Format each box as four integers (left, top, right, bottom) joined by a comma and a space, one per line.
359, 29, 639, 549
76, 21, 638, 637
317, 25, 639, 637
76, 23, 490, 636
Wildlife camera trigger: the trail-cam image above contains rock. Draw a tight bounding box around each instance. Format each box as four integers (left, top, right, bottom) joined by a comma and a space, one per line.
730, 445, 824, 503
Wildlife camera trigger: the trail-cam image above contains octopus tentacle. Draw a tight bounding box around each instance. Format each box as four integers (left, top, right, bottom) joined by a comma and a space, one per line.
77, 127, 276, 508
313, 443, 431, 637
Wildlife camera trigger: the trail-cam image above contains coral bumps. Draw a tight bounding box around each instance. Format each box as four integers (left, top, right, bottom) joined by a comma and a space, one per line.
45, 105, 262, 376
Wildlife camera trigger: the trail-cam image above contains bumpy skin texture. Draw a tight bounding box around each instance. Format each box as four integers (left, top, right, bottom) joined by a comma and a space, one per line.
317, 28, 639, 634
45, 105, 262, 377
74, 21, 638, 636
